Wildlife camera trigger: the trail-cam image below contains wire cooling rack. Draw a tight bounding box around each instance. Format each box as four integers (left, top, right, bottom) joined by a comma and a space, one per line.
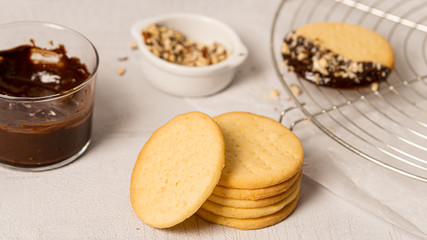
271, 0, 427, 182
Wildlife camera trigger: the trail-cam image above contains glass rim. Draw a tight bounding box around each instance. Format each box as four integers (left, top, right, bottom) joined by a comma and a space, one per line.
0, 21, 99, 102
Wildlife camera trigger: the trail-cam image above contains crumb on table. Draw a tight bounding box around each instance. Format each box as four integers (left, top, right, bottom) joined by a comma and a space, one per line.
129, 42, 138, 50
118, 56, 128, 61
117, 66, 126, 75
270, 89, 280, 98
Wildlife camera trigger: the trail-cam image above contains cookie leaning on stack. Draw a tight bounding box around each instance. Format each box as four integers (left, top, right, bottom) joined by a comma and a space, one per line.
196, 112, 304, 230
130, 112, 225, 228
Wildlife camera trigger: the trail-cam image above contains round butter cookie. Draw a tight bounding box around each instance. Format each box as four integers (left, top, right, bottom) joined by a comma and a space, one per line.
212, 171, 301, 200
281, 22, 394, 88
201, 188, 300, 219
208, 177, 301, 208
214, 112, 304, 189
197, 194, 300, 230
130, 112, 225, 228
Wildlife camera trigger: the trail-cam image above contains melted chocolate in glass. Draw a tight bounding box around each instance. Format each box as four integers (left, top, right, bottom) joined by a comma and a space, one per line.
0, 44, 93, 168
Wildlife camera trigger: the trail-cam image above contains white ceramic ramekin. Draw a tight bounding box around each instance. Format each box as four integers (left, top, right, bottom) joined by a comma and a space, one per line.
131, 13, 248, 97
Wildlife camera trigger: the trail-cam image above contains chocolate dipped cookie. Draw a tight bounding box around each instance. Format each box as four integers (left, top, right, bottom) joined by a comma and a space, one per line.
281, 22, 394, 88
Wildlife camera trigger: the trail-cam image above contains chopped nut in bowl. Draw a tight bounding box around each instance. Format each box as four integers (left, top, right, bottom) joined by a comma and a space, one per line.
142, 24, 230, 67
131, 13, 248, 97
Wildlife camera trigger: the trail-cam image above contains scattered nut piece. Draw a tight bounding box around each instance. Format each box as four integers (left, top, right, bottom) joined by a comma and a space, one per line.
270, 89, 280, 98
129, 42, 138, 50
371, 82, 379, 92
118, 56, 128, 61
289, 84, 302, 96
117, 66, 125, 76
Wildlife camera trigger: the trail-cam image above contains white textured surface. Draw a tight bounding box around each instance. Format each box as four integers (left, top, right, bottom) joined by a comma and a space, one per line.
0, 0, 424, 239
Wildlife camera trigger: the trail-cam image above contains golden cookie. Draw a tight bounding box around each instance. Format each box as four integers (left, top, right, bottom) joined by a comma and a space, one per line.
213, 171, 301, 200
282, 22, 394, 88
208, 177, 301, 208
214, 112, 304, 188
197, 194, 300, 230
130, 112, 225, 228
201, 188, 300, 219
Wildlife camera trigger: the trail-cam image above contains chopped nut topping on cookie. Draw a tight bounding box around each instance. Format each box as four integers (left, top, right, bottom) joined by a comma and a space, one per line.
142, 24, 230, 67
281, 31, 391, 88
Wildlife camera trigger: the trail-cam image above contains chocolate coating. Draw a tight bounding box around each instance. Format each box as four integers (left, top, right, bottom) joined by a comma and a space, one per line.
0, 44, 93, 168
281, 32, 391, 88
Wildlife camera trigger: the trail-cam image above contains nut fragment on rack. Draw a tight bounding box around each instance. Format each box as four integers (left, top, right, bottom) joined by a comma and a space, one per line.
371, 82, 379, 92
289, 84, 302, 96
142, 24, 230, 66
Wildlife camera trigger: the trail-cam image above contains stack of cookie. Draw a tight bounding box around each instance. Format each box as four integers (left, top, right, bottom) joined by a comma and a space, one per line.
196, 112, 304, 230
130, 111, 303, 230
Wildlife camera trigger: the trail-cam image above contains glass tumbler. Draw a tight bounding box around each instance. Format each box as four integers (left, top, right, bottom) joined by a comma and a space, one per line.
0, 21, 99, 171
